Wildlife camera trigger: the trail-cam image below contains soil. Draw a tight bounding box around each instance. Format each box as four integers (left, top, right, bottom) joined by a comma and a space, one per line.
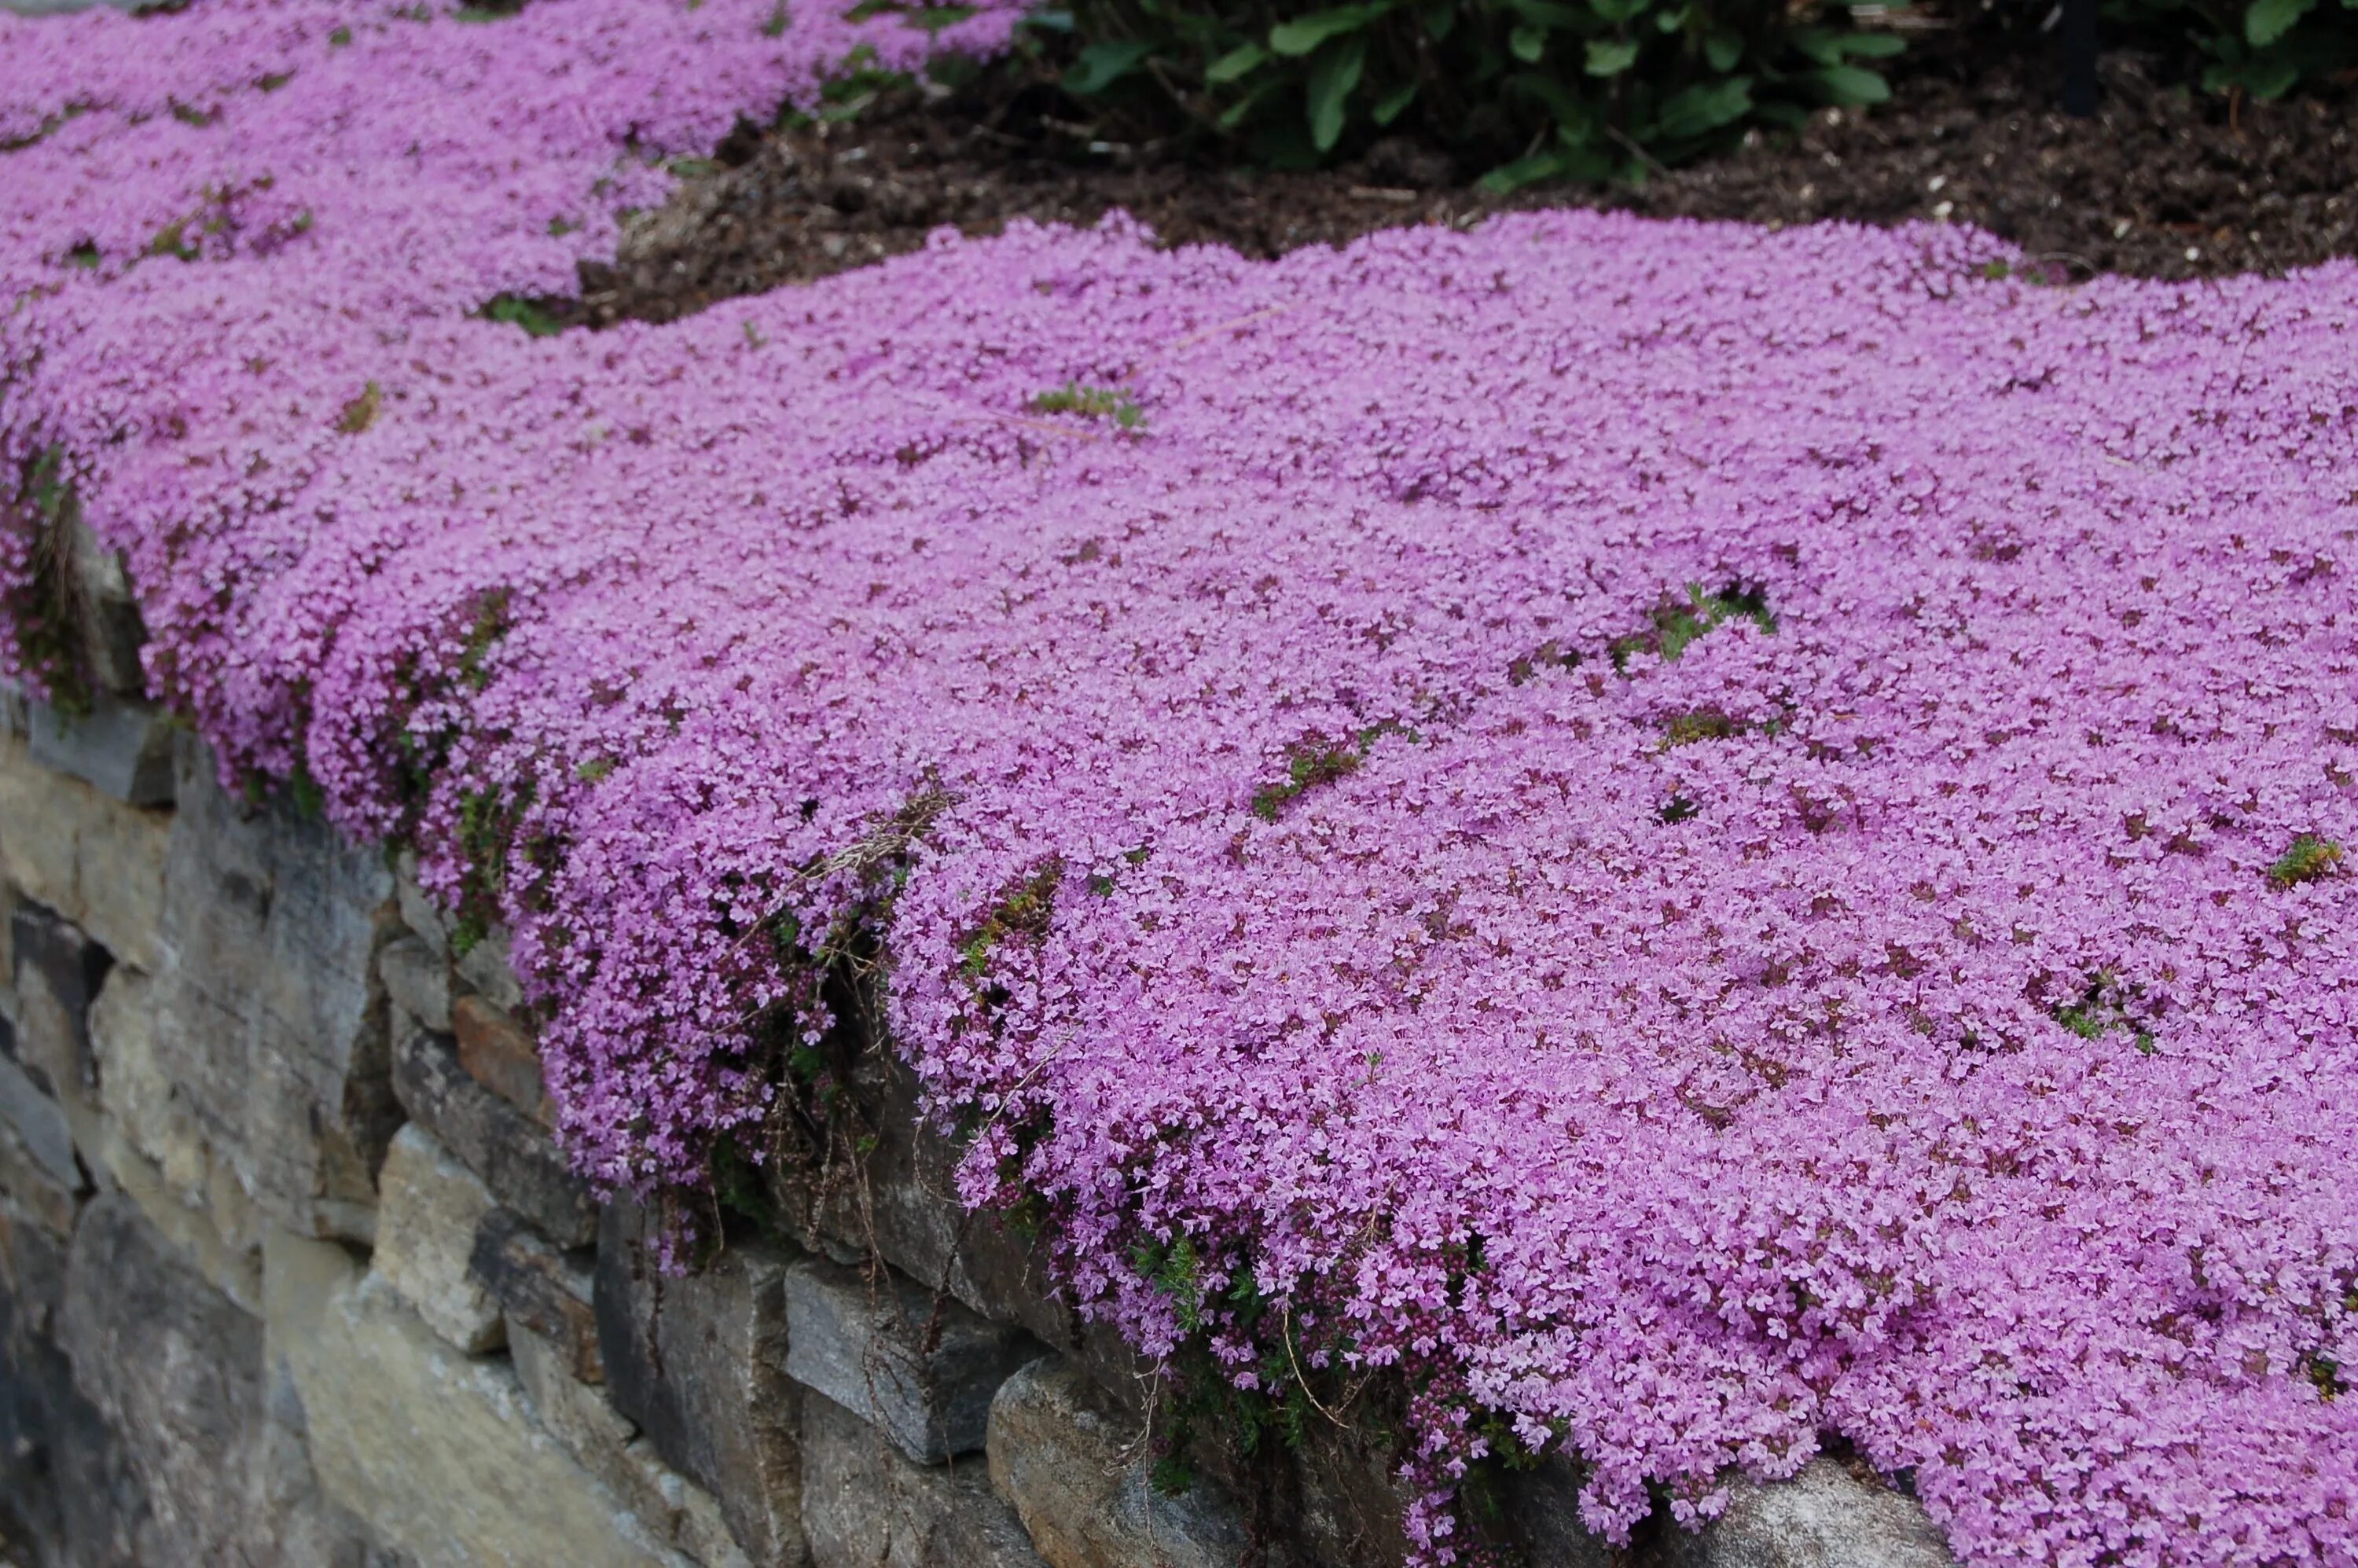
578, 9, 2358, 326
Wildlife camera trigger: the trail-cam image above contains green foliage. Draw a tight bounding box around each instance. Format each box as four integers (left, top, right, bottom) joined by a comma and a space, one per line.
1054, 0, 1905, 182
1251, 730, 1376, 820
2267, 834, 2343, 889
958, 861, 1067, 979
2054, 971, 2156, 1054
3, 447, 95, 714
2105, 0, 2358, 98
336, 380, 384, 435
1029, 381, 1147, 429
479, 293, 571, 337
1610, 581, 1775, 670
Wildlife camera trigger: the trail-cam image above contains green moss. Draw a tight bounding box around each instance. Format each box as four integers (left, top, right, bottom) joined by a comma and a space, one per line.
1029, 381, 1146, 431
335, 380, 383, 435
479, 294, 571, 337
2267, 834, 2343, 889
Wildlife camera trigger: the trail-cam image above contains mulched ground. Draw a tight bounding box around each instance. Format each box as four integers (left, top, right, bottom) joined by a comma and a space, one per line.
578, 10, 2358, 326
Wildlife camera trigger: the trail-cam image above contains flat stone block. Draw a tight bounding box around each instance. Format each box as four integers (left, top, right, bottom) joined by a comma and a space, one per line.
374, 1125, 505, 1353
1662, 1460, 1956, 1568
597, 1201, 807, 1566
62, 1194, 360, 1563
986, 1355, 1250, 1568
26, 696, 173, 807
266, 1231, 680, 1568
0, 733, 169, 973
380, 934, 452, 1034
395, 851, 452, 958
472, 1207, 601, 1383
10, 900, 110, 1102
0, 1117, 79, 1236
453, 994, 549, 1123
510, 1316, 751, 1568
783, 1254, 1038, 1464
0, 1049, 83, 1194
391, 1015, 594, 1247
803, 1390, 1044, 1568
151, 738, 400, 1235
454, 925, 525, 1012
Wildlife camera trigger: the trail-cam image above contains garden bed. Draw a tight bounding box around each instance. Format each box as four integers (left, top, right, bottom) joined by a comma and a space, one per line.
582, 10, 2358, 326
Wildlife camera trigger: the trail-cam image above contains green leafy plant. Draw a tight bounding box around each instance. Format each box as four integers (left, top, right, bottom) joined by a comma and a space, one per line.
2106, 0, 2358, 98
1055, 0, 1906, 184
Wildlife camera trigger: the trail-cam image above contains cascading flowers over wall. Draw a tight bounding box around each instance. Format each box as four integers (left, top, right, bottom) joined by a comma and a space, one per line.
4, 2, 2356, 1562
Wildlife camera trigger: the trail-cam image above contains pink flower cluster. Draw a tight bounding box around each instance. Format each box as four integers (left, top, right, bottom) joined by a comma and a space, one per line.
6, 6, 2356, 1564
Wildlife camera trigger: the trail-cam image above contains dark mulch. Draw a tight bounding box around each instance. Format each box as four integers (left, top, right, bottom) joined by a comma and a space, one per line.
578, 13, 2358, 326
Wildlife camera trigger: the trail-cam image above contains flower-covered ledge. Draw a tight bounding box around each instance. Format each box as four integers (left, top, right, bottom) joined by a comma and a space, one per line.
4, 4, 2352, 1567
0, 654, 1956, 1568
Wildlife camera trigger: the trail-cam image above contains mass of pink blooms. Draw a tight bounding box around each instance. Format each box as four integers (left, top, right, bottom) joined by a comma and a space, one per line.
5, 3, 2356, 1563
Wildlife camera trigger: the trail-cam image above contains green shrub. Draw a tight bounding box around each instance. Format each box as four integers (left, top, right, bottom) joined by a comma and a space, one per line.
1051, 0, 1904, 185
2105, 0, 2358, 99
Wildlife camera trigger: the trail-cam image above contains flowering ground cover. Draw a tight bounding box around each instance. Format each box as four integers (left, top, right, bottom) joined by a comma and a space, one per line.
6, 3, 2357, 1564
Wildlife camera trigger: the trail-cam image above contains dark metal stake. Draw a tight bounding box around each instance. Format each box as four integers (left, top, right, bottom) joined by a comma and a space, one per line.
2061, 0, 2099, 117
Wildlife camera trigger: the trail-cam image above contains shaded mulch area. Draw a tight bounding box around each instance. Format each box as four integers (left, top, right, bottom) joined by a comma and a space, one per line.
578, 13, 2358, 326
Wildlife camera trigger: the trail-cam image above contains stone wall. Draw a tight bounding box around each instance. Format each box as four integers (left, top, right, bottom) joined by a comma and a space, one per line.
0, 687, 1959, 1568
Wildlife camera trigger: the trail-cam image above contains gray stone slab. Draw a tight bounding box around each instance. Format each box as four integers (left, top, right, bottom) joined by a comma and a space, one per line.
390, 1015, 594, 1248
10, 900, 111, 1101
0, 1050, 83, 1193
783, 1254, 1038, 1464
373, 1126, 506, 1353
26, 697, 173, 808
379, 935, 452, 1034
986, 1355, 1250, 1568
150, 737, 402, 1235
471, 1208, 601, 1383
597, 1201, 807, 1566
61, 1193, 369, 1565
802, 1390, 1043, 1568
1662, 1460, 1956, 1568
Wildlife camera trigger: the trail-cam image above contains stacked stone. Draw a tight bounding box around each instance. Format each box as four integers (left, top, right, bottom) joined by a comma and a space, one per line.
0, 541, 1957, 1568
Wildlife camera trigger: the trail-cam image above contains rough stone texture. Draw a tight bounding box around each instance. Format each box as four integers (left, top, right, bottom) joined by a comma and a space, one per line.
266, 1229, 682, 1568
0, 1050, 82, 1194
597, 1201, 808, 1566
374, 1125, 507, 1353
59, 1194, 365, 1566
57, 507, 151, 698
774, 1048, 1054, 1339
454, 924, 527, 1012
473, 1207, 602, 1383
454, 993, 551, 1124
151, 736, 401, 1236
1662, 1461, 1956, 1568
1287, 1421, 1411, 1568
0, 732, 169, 973
391, 1014, 595, 1247
9, 902, 110, 1103
1511, 1456, 1613, 1568
0, 1118, 79, 1238
0, 1192, 152, 1568
395, 851, 452, 958
784, 1254, 1038, 1464
87, 963, 190, 1188
380, 934, 453, 1034
25, 697, 173, 808
986, 1355, 1252, 1568
803, 1390, 1045, 1568
510, 1316, 753, 1568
